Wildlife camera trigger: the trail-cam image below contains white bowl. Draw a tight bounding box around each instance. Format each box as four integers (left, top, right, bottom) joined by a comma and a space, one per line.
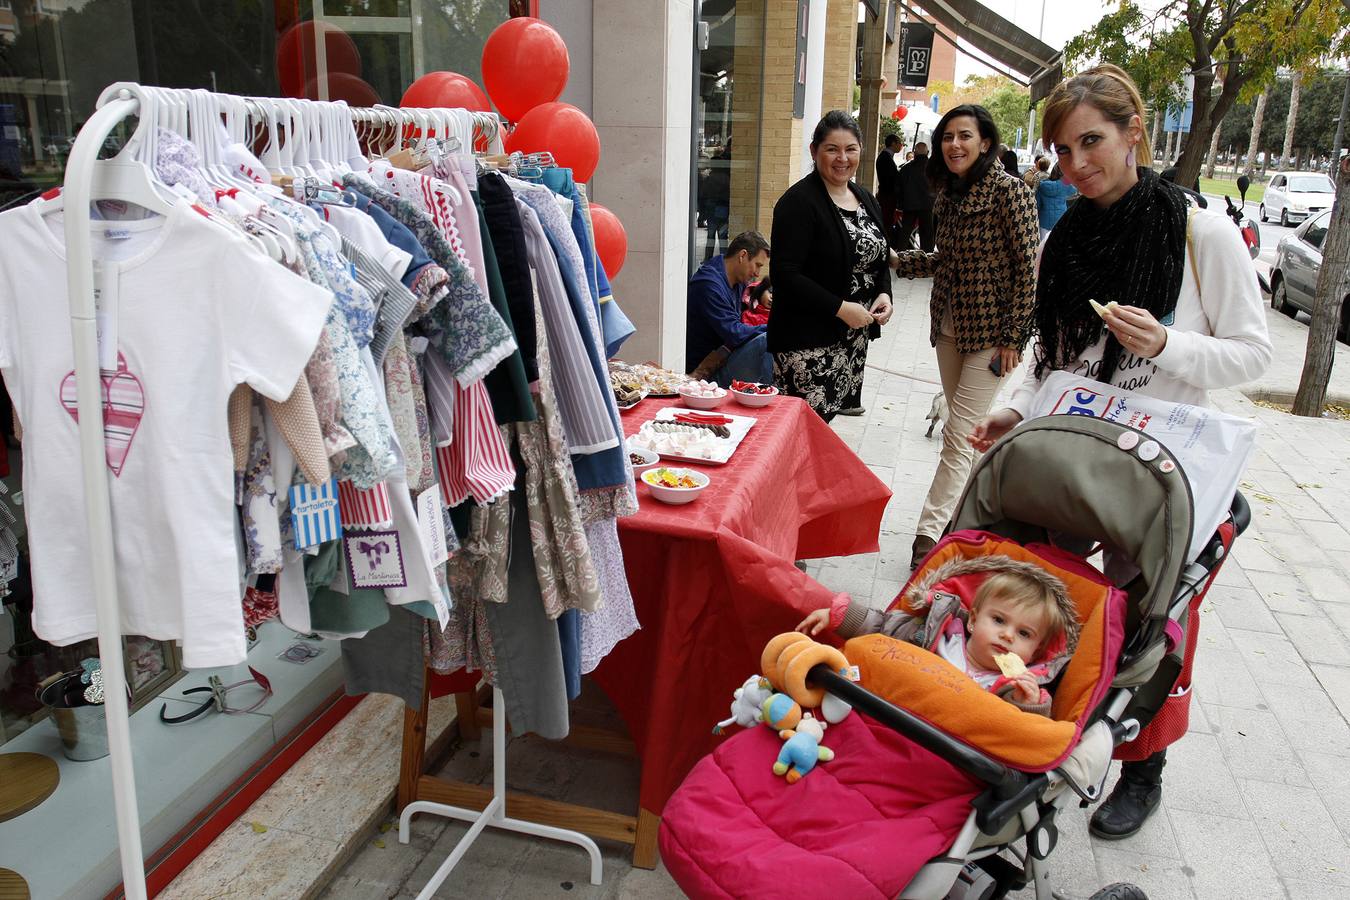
730, 385, 778, 408
677, 386, 728, 410
626, 445, 661, 473
641, 467, 711, 504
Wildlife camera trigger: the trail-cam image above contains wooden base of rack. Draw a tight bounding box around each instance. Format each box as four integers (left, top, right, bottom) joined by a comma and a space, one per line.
396, 673, 659, 869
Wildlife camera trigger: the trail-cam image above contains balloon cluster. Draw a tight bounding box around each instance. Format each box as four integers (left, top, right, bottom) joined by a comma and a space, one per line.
397, 18, 624, 276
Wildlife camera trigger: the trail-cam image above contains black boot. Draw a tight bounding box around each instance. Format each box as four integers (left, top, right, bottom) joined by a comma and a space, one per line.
1090, 750, 1166, 840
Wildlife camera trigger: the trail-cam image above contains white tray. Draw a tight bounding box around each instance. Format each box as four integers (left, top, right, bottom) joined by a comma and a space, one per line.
629, 407, 758, 466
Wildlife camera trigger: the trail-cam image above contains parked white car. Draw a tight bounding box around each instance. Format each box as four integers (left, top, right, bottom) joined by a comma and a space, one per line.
1261, 171, 1335, 227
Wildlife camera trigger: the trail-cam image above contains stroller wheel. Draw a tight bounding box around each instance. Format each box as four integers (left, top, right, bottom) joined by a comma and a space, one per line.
1087, 884, 1148, 900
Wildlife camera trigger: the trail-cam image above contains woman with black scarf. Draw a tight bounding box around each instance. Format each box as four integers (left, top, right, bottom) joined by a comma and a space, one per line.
970, 64, 1271, 842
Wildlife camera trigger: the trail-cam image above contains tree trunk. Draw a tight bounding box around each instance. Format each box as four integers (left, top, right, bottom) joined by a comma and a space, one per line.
1151, 108, 1164, 163
1205, 115, 1223, 179
1293, 157, 1350, 416
1244, 90, 1267, 178
1175, 70, 1246, 188
1280, 71, 1302, 170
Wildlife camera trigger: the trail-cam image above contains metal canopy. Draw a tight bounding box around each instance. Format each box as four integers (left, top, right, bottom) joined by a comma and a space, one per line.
911, 0, 1064, 104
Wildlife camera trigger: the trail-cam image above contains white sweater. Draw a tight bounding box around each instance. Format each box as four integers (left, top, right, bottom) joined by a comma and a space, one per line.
1008, 208, 1273, 420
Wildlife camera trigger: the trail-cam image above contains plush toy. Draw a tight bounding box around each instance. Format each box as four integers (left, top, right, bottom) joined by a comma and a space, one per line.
712, 675, 774, 734
761, 692, 803, 733
773, 713, 834, 783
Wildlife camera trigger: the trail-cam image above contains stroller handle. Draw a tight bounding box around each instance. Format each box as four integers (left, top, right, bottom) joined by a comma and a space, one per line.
810, 665, 1026, 793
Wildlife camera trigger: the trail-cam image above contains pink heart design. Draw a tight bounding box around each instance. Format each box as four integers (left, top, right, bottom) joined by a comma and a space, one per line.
59, 352, 146, 477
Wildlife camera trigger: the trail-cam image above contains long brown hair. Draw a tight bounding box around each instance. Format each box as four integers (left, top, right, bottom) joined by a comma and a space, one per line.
1041, 64, 1151, 165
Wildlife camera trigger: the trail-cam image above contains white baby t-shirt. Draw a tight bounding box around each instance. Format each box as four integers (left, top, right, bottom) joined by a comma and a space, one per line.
0, 200, 333, 668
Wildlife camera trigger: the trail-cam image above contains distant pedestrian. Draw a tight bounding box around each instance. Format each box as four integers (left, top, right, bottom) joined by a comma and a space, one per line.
875, 134, 903, 245
999, 145, 1020, 177
896, 142, 936, 252
1035, 163, 1077, 240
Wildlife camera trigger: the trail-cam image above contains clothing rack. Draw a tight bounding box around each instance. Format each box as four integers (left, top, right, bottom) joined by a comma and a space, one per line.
55, 80, 600, 897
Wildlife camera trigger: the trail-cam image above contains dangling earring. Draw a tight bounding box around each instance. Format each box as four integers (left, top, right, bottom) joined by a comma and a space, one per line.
1126, 145, 1137, 169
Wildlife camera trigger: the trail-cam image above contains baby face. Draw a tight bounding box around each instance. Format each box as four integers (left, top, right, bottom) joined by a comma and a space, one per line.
967, 600, 1048, 672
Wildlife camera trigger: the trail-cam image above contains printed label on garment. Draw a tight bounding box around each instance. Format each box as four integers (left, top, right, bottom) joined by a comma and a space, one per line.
416, 485, 449, 567
343, 529, 407, 589
58, 351, 146, 478
93, 262, 119, 372
289, 478, 343, 549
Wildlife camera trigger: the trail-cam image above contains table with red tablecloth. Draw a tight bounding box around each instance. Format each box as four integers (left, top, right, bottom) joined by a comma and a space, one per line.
592, 394, 891, 830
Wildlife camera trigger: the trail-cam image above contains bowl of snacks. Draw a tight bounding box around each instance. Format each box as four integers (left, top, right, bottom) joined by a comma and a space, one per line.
641, 466, 711, 505
729, 380, 778, 408
627, 445, 661, 473
677, 379, 728, 410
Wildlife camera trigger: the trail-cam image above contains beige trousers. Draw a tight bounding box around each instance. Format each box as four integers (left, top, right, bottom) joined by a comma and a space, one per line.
915, 334, 1003, 541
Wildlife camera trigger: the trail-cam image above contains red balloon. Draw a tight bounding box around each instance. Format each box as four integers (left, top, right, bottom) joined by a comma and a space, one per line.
891, 106, 908, 121
277, 21, 361, 98
303, 72, 380, 107
589, 203, 627, 279
481, 17, 569, 122
401, 71, 491, 112
505, 102, 601, 183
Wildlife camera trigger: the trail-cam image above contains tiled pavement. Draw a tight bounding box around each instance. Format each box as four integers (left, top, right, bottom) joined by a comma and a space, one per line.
325, 276, 1350, 900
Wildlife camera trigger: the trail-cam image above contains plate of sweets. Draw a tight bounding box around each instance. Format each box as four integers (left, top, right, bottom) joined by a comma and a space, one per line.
677, 379, 729, 410
631, 363, 695, 397
610, 366, 647, 410
627, 408, 757, 465
729, 380, 778, 408
642, 466, 710, 504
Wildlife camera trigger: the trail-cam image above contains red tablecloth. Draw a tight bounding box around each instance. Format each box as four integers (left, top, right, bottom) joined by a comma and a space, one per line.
592, 395, 891, 816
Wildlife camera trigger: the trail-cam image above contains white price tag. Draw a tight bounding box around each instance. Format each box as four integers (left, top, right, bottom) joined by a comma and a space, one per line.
416, 485, 449, 566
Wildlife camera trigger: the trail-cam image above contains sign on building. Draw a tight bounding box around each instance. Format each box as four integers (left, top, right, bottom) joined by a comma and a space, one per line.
899, 22, 935, 89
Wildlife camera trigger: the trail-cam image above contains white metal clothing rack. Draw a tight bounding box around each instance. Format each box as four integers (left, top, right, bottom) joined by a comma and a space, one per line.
398, 685, 603, 898
58, 81, 600, 897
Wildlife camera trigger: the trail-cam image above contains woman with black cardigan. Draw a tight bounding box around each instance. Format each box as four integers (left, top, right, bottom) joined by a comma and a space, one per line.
769, 111, 895, 422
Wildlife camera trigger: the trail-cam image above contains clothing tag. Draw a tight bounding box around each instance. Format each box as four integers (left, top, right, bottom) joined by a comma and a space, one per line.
337, 480, 394, 529
416, 485, 449, 566
93, 262, 119, 372
289, 478, 343, 549
103, 228, 132, 241
846, 665, 861, 683
344, 529, 407, 589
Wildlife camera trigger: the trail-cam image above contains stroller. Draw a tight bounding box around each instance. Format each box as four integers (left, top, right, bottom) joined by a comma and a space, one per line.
659, 416, 1248, 899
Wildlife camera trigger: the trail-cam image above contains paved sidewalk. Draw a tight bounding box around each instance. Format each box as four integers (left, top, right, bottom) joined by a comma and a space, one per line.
326, 277, 1350, 900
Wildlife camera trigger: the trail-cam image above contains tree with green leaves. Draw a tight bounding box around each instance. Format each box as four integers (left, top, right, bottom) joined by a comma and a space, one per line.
1065, 0, 1350, 188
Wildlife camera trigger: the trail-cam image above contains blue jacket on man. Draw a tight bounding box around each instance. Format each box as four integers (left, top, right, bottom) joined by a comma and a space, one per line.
685, 255, 765, 373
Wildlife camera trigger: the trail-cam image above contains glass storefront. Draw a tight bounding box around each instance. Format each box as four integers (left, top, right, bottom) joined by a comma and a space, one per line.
692, 0, 763, 267
0, 0, 518, 209
0, 3, 518, 896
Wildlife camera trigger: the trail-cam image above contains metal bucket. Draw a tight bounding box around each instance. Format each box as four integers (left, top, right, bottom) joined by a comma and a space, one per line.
37, 672, 110, 761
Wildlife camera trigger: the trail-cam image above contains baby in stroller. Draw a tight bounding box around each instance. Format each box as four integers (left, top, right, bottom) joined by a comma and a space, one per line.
796, 557, 1082, 716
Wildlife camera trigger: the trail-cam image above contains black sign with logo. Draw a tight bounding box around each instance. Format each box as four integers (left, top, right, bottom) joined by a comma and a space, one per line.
899, 22, 935, 89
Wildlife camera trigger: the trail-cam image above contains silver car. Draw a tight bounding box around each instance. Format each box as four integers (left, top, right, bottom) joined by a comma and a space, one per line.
1261, 171, 1336, 227
1270, 209, 1350, 343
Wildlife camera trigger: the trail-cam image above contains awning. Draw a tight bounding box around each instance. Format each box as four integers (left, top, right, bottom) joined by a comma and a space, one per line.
899, 0, 1064, 105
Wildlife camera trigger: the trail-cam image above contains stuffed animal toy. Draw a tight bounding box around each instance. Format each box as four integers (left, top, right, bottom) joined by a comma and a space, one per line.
773, 713, 833, 783
760, 692, 802, 733
712, 675, 774, 734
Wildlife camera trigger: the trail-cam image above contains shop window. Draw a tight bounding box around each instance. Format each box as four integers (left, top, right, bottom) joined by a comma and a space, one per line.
692, 0, 764, 267
0, 0, 512, 210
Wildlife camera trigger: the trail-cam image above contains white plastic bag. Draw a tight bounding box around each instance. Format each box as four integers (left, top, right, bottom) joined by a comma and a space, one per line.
1026, 371, 1257, 559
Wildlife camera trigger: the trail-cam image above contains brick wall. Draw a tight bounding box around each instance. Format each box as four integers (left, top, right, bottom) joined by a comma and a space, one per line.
822, 0, 857, 115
